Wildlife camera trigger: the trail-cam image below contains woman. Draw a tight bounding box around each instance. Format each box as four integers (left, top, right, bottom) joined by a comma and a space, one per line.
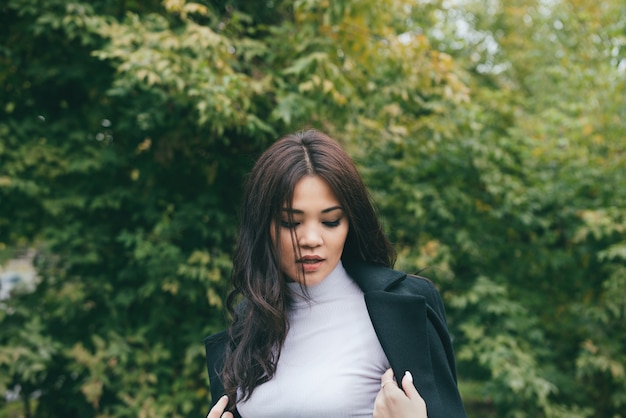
205, 130, 466, 418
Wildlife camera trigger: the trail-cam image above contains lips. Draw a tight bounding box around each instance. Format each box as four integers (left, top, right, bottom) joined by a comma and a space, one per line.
298, 255, 324, 264
297, 255, 325, 272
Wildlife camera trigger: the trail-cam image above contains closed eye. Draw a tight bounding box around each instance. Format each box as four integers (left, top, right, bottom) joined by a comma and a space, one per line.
323, 219, 341, 228
280, 221, 300, 229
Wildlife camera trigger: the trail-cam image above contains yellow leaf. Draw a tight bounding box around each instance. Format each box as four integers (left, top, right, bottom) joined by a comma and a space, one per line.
298, 80, 314, 92
162, 281, 179, 295
184, 3, 209, 16
136, 138, 152, 153
163, 0, 185, 13
81, 380, 103, 408
322, 79, 333, 93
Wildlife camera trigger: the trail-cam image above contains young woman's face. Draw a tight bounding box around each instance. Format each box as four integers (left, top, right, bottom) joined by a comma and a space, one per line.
273, 175, 349, 286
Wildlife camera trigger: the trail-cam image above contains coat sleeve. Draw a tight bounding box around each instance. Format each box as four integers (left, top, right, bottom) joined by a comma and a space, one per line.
204, 331, 228, 408
397, 275, 467, 417
422, 277, 459, 383
204, 331, 243, 418
421, 279, 465, 416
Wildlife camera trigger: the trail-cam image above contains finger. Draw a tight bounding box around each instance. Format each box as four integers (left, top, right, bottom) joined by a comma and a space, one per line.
373, 382, 391, 418
207, 395, 229, 418
380, 368, 396, 390
401, 371, 427, 414
401, 371, 420, 399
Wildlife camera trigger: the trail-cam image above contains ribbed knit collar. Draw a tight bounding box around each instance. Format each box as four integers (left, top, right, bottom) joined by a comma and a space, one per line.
287, 261, 358, 306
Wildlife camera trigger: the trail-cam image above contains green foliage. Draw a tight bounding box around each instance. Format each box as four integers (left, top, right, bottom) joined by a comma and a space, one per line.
379, 1, 626, 416
1, 0, 624, 417
1, 0, 254, 415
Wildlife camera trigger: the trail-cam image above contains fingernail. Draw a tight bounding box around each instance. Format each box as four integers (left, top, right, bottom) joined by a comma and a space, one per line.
405, 370, 413, 383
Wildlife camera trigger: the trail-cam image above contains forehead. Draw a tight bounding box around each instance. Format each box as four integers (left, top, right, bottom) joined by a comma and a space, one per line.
287, 176, 342, 211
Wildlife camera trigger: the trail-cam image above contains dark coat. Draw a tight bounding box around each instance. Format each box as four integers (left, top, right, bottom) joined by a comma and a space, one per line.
204, 261, 467, 418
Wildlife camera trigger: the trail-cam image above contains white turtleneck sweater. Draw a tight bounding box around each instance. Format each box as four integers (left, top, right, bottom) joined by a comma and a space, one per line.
237, 262, 390, 417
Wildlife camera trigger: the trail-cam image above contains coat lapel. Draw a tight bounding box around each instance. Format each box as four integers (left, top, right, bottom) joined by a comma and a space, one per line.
364, 291, 438, 398
344, 260, 441, 411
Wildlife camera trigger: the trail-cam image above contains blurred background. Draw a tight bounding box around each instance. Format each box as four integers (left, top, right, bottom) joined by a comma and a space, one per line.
1, 0, 624, 417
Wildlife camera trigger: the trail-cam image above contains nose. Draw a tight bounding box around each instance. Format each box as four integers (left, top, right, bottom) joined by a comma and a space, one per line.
298, 224, 323, 248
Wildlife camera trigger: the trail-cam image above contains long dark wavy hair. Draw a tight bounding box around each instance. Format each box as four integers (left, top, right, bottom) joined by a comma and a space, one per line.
221, 129, 395, 407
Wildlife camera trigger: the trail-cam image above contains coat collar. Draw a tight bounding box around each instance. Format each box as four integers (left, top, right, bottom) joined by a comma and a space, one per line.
342, 258, 407, 293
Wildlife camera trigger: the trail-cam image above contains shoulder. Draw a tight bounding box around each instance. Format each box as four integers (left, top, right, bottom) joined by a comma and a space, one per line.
395, 273, 448, 322
394, 272, 442, 303
345, 259, 448, 320
392, 271, 439, 294
204, 329, 228, 348
204, 330, 228, 373
345, 259, 441, 300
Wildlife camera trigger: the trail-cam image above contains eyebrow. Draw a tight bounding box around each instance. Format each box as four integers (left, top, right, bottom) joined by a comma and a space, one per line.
282, 206, 344, 214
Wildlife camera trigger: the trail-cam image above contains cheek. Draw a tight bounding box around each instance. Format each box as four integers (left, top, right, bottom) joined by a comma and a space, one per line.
270, 225, 287, 259
278, 229, 296, 255
331, 226, 349, 253
340, 224, 350, 247
269, 222, 276, 244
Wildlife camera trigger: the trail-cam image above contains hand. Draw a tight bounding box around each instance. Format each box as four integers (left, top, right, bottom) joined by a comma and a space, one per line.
373, 368, 427, 418
207, 395, 234, 418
